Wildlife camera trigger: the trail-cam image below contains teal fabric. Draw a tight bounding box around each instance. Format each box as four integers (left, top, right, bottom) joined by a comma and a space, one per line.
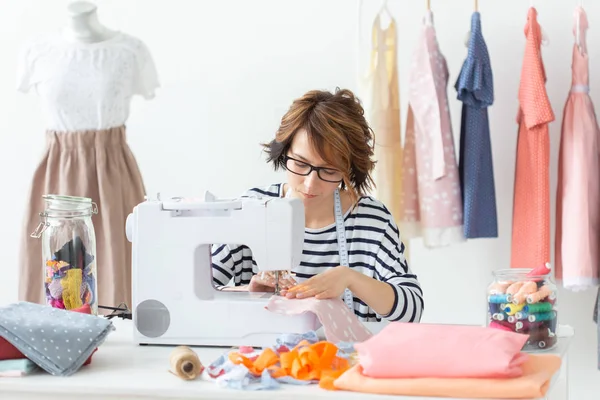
0, 358, 38, 374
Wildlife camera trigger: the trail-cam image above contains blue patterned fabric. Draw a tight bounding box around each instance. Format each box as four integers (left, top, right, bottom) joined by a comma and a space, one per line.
455, 12, 498, 239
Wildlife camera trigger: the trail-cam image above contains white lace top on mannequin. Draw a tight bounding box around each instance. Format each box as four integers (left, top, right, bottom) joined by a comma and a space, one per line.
16, 32, 159, 132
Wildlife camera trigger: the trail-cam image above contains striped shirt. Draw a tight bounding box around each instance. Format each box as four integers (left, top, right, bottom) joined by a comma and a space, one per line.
211, 183, 424, 323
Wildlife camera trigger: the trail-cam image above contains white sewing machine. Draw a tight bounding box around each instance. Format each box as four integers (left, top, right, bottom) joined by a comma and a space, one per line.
125, 191, 320, 348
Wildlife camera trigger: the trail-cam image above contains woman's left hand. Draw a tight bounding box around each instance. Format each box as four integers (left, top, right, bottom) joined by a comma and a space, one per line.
281, 266, 354, 300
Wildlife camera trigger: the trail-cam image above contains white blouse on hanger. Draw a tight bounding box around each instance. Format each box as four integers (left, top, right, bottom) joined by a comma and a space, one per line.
16, 32, 159, 132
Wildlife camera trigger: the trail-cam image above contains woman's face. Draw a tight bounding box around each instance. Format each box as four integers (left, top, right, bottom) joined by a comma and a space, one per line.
284, 129, 343, 207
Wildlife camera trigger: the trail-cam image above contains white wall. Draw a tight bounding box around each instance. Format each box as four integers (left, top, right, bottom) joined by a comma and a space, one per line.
0, 0, 598, 397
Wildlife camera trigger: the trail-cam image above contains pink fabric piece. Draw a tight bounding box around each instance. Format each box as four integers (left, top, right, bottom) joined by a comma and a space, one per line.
489, 321, 513, 332
555, 6, 600, 291
354, 322, 530, 379
238, 346, 254, 354
0, 371, 26, 377
265, 296, 373, 343
399, 11, 464, 248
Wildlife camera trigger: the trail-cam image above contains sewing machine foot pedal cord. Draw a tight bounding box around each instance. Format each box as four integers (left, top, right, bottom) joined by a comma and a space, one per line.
99, 303, 132, 320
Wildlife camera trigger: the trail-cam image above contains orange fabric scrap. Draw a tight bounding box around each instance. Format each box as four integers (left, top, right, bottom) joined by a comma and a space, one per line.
228, 340, 350, 390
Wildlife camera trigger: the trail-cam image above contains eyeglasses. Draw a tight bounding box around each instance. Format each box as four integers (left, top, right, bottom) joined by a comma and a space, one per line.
282, 155, 344, 183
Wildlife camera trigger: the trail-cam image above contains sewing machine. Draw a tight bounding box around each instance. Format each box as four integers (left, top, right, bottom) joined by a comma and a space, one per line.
125, 191, 320, 347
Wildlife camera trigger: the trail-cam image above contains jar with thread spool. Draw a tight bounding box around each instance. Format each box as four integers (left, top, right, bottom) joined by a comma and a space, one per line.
486, 265, 558, 351
31, 195, 99, 316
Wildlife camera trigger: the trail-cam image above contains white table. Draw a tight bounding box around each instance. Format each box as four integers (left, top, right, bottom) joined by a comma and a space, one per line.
0, 319, 573, 400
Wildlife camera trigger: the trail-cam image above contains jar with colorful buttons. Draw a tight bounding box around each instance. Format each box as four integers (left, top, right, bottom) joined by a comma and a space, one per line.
486, 266, 558, 351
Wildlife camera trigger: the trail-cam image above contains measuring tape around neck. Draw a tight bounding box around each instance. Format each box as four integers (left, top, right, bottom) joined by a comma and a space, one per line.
334, 189, 354, 311
287, 185, 354, 311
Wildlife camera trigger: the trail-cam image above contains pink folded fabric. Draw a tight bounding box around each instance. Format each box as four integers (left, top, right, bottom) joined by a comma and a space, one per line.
334, 354, 561, 399
354, 322, 530, 379
265, 296, 373, 343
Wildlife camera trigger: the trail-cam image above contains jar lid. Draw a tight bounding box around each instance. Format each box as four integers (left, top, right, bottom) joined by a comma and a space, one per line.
43, 194, 92, 204
492, 268, 550, 280
42, 194, 96, 213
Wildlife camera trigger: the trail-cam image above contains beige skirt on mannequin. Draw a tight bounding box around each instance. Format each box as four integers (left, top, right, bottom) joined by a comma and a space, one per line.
18, 126, 145, 310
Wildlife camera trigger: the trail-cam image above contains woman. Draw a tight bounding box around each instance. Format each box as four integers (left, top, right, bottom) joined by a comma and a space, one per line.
211, 88, 423, 323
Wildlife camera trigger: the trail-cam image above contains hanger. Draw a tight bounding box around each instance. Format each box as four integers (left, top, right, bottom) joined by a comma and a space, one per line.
377, 0, 393, 28
424, 0, 433, 26
575, 1, 584, 50
576, 6, 581, 47
465, 0, 479, 46
528, 0, 550, 46
378, 0, 392, 18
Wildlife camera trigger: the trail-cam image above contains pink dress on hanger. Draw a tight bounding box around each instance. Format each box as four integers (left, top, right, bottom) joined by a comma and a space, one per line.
510, 7, 554, 269
400, 11, 464, 248
555, 7, 600, 291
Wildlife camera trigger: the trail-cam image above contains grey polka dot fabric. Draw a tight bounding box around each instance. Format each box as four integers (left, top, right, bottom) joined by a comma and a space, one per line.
0, 301, 115, 376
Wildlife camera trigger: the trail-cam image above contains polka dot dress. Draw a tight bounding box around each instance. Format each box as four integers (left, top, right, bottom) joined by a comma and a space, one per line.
511, 7, 555, 269
455, 12, 498, 239
0, 302, 115, 376
399, 11, 465, 247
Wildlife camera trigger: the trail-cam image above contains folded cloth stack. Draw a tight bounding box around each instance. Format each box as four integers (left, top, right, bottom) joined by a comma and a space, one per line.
206, 331, 356, 390
0, 302, 114, 376
333, 323, 562, 399
0, 303, 97, 367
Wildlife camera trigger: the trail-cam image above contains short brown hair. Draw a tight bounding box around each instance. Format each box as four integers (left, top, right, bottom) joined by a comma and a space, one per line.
262, 88, 376, 198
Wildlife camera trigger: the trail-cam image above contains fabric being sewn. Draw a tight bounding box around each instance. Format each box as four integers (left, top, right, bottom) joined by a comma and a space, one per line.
265, 296, 373, 343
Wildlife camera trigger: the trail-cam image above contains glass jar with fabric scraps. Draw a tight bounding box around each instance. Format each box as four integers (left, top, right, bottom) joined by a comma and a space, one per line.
31, 195, 99, 315
486, 266, 557, 351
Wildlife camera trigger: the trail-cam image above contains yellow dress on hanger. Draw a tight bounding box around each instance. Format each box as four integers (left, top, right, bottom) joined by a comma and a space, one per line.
363, 14, 409, 260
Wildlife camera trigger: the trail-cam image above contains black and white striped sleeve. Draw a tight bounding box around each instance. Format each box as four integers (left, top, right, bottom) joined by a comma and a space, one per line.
374, 218, 424, 322
211, 244, 257, 287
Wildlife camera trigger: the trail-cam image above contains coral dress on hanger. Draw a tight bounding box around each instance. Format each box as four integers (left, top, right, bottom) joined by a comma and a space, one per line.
363, 13, 408, 257
555, 7, 600, 291
455, 12, 498, 239
400, 11, 464, 248
510, 7, 554, 269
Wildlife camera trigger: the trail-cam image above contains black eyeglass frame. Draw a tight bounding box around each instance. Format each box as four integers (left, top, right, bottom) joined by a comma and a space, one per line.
281, 155, 344, 183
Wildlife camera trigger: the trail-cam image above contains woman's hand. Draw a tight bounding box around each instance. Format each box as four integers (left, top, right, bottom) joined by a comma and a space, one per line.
281, 266, 355, 299
248, 271, 297, 293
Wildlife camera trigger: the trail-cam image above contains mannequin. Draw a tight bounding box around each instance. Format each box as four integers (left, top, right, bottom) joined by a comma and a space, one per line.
17, 3, 159, 312
63, 1, 118, 43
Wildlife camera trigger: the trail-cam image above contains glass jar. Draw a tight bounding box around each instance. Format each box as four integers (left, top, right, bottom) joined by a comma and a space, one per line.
31, 195, 99, 315
486, 268, 558, 351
